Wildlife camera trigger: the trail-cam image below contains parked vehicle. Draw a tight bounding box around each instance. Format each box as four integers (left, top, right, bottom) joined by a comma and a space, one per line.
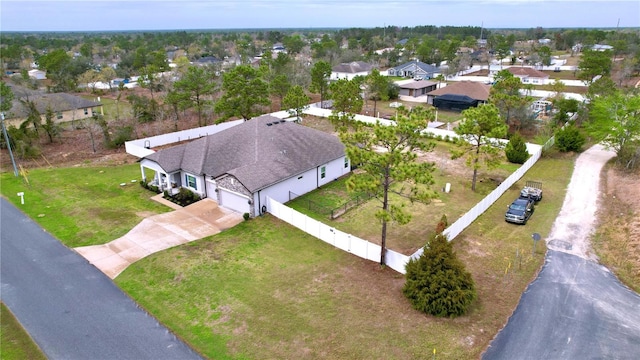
505, 197, 535, 224
520, 181, 543, 202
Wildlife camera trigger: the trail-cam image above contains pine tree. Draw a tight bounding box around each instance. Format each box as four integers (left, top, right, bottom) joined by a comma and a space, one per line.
505, 132, 530, 164
403, 234, 477, 317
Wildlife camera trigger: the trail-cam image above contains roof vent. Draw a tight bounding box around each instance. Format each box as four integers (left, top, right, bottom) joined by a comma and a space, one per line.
272, 121, 278, 125
280, 120, 286, 123
266, 122, 272, 126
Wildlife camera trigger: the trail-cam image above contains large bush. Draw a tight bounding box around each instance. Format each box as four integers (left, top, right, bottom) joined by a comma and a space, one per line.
403, 234, 477, 317
505, 132, 530, 164
555, 123, 585, 152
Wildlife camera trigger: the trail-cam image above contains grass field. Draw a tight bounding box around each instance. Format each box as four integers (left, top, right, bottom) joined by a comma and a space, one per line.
1, 303, 47, 360
0, 147, 576, 359
0, 164, 170, 247
114, 151, 575, 359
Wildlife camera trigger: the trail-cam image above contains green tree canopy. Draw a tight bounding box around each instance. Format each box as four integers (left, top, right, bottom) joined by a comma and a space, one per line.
578, 49, 613, 84
328, 78, 364, 132
452, 104, 508, 191
489, 70, 532, 129
504, 132, 530, 164
309, 61, 332, 108
215, 65, 270, 121
403, 233, 477, 317
339, 111, 436, 265
172, 66, 217, 126
282, 85, 310, 122
587, 91, 640, 169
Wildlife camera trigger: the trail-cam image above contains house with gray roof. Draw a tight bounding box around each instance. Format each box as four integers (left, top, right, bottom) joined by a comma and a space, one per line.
140, 115, 350, 217
4, 85, 102, 127
331, 61, 374, 80
387, 60, 440, 80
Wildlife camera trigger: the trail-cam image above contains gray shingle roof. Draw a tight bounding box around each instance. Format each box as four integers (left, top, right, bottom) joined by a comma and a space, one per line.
145, 115, 345, 193
398, 80, 437, 90
332, 61, 374, 74
8, 92, 101, 118
392, 60, 440, 76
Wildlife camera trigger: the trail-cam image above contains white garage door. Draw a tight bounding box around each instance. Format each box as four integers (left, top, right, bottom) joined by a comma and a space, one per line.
218, 188, 251, 214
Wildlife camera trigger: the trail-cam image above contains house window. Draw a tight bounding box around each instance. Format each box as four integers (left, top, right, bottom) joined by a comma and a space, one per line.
185, 174, 197, 190
320, 166, 326, 179
56, 112, 63, 119
344, 158, 349, 168
84, 108, 88, 115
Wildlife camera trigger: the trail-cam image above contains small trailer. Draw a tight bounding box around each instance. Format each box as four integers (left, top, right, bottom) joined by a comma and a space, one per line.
520, 181, 543, 202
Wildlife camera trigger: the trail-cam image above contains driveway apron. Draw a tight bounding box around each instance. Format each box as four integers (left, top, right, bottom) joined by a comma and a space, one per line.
75, 199, 243, 279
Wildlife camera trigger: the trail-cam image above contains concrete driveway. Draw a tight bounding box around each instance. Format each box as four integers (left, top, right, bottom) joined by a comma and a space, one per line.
75, 198, 243, 279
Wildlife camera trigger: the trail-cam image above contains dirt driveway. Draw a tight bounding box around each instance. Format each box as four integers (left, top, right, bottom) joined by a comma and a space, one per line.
483, 144, 640, 359
75, 199, 243, 279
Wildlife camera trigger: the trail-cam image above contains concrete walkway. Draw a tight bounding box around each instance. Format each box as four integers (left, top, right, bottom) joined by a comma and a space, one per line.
75, 198, 243, 279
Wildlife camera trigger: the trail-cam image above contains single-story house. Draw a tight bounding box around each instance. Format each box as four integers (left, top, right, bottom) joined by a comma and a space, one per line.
426, 81, 491, 109
591, 44, 613, 52
4, 89, 102, 128
194, 56, 221, 66
28, 69, 47, 80
506, 67, 549, 84
387, 60, 440, 80
331, 61, 374, 80
397, 79, 438, 98
140, 115, 350, 217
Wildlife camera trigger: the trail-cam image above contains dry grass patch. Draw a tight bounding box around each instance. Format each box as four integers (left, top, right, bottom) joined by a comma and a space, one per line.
593, 165, 640, 293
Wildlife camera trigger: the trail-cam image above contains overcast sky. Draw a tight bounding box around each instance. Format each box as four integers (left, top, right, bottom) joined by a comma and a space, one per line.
1, 0, 639, 32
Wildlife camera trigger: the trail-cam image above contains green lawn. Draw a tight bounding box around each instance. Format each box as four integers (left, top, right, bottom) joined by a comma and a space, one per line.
1, 303, 47, 360
0, 164, 170, 247
116, 152, 575, 359
288, 140, 517, 255
0, 150, 576, 359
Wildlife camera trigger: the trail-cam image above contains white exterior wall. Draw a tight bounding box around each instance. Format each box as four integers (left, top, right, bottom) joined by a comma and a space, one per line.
331, 71, 369, 81
253, 156, 350, 216
181, 171, 206, 198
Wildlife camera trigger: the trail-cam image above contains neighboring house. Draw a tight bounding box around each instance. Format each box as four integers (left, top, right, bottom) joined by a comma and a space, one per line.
4, 87, 102, 127
426, 81, 491, 108
27, 69, 46, 80
396, 79, 438, 100
506, 67, 549, 84
591, 44, 614, 52
194, 56, 221, 66
331, 61, 374, 80
387, 60, 440, 80
139, 115, 350, 217
272, 43, 286, 53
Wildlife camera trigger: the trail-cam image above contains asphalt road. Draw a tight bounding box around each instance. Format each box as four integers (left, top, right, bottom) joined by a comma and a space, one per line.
0, 198, 203, 360
483, 250, 640, 360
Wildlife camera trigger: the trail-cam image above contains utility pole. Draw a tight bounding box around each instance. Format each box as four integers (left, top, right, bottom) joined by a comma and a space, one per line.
1, 112, 19, 177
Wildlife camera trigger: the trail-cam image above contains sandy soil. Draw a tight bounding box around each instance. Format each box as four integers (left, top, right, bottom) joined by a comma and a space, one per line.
546, 144, 616, 259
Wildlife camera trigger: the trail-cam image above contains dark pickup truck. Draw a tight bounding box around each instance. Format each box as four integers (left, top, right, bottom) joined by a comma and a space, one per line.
505, 196, 535, 224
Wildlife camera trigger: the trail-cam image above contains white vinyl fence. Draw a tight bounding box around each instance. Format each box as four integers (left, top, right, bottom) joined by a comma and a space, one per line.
266, 197, 410, 273
268, 107, 552, 273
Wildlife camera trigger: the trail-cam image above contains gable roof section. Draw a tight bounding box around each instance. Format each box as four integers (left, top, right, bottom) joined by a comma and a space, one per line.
392, 60, 440, 75
145, 115, 345, 193
398, 79, 437, 90
9, 92, 102, 118
507, 67, 549, 79
332, 61, 373, 74
426, 81, 491, 101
